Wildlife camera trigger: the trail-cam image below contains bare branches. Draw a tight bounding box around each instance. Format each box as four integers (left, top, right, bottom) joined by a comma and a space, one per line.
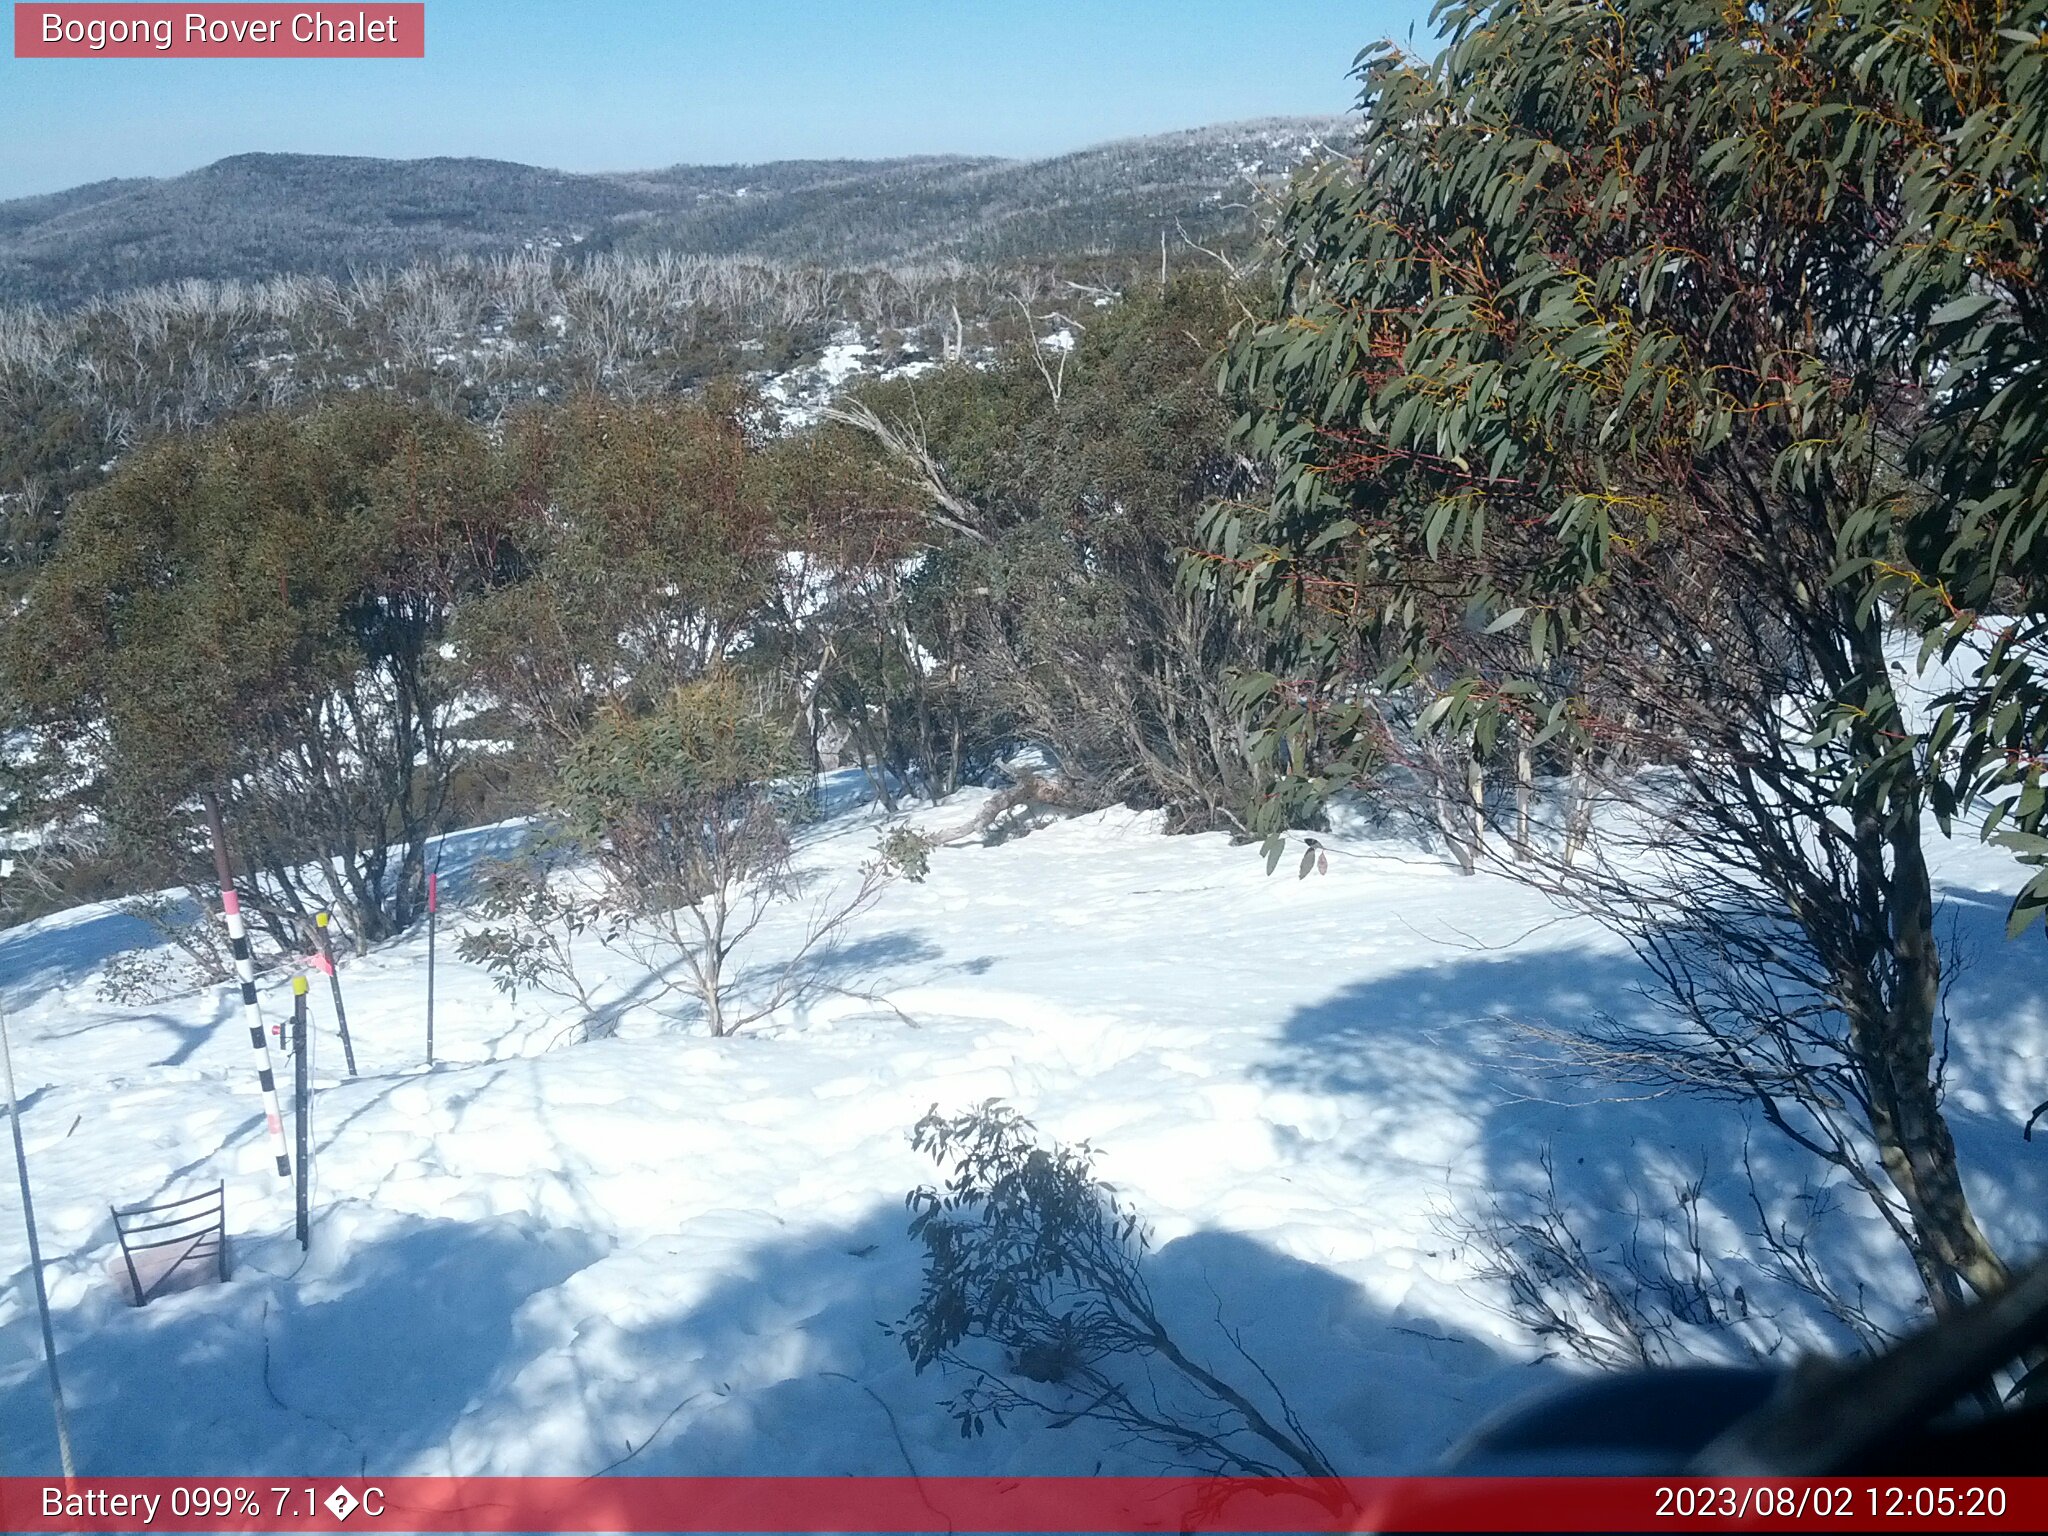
1008, 295, 1076, 405
1737, 1142, 1899, 1355
1173, 220, 1253, 282
898, 1102, 1340, 1485
818, 399, 991, 546
1445, 1148, 1777, 1370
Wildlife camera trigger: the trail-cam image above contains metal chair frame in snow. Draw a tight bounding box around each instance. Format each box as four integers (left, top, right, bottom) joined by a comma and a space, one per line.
110, 1181, 227, 1306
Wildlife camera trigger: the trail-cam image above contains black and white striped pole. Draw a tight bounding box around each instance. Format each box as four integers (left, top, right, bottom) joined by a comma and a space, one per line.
202, 792, 290, 1181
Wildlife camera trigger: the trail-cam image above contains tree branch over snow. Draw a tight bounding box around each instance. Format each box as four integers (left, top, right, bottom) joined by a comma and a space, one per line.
818, 400, 991, 547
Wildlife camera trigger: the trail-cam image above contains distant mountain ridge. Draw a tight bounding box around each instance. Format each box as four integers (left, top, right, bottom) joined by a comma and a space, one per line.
0, 118, 1350, 306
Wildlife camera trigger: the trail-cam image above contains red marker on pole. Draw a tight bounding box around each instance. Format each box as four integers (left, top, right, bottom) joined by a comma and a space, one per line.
312, 912, 357, 1077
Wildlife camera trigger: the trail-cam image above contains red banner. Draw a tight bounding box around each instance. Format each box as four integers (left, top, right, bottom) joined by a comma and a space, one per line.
13, 5, 424, 58
1, 1476, 2044, 1532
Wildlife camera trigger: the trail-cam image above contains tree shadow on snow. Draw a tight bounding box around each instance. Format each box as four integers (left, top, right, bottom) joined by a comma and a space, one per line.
735, 929, 998, 1009
749, 929, 945, 990
415, 821, 546, 911
1256, 899, 2048, 1361
141, 995, 237, 1068
0, 1204, 1528, 1478
0, 1211, 606, 1476
429, 1208, 1531, 1478
0, 903, 158, 1007
1920, 887, 2048, 1251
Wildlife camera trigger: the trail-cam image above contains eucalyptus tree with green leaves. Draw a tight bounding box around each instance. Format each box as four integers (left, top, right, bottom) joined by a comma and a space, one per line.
5, 399, 491, 948
1869, 3, 2048, 927
1203, 0, 2046, 1313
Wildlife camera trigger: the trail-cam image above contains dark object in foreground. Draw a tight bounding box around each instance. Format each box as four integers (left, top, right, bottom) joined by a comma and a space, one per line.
1448, 1261, 2048, 1474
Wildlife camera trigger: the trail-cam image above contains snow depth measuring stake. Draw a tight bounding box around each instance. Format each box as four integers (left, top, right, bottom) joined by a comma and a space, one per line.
312, 912, 358, 1077
202, 791, 290, 1180
1, 994, 76, 1479
425, 853, 440, 1067
292, 977, 310, 1250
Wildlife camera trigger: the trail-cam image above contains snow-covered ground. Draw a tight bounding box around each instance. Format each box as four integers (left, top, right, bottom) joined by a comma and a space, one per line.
760, 328, 938, 428
1, 780, 2043, 1476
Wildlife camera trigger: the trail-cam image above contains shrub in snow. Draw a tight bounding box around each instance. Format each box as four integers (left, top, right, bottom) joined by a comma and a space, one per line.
550, 674, 909, 1037
457, 848, 610, 1038
96, 891, 245, 1004
873, 824, 936, 882
6, 398, 478, 950
896, 1100, 1337, 1481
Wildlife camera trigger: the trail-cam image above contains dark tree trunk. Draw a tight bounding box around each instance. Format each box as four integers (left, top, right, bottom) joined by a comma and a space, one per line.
1844, 810, 2011, 1308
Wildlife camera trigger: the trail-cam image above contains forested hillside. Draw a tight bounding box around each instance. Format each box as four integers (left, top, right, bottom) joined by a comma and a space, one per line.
0, 118, 1343, 306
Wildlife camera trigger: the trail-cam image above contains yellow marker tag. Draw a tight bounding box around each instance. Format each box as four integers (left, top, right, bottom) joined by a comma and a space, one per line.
292, 976, 310, 995
316, 912, 329, 928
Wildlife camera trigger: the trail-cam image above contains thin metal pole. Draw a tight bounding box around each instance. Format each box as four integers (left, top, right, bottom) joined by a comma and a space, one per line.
1, 997, 77, 1479
425, 864, 438, 1068
292, 978, 309, 1250
312, 913, 357, 1077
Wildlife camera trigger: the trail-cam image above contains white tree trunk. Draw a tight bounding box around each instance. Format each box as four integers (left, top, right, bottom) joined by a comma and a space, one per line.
1564, 749, 1595, 865
1515, 730, 1534, 861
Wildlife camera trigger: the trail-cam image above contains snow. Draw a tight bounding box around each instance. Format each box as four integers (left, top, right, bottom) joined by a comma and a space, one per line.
757, 325, 948, 428
1, 778, 2043, 1476
760, 330, 877, 428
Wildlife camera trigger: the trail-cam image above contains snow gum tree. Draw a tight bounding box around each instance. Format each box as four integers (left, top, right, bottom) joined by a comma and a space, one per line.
837, 276, 1277, 829
746, 413, 983, 807
451, 385, 781, 775
1202, 0, 2048, 1312
551, 671, 900, 1037
4, 398, 491, 948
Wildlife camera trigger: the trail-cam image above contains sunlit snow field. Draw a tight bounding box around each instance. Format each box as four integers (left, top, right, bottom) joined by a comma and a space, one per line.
2, 776, 2043, 1475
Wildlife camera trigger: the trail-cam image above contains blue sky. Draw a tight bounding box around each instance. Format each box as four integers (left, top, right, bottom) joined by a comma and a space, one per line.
0, 2, 1436, 199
